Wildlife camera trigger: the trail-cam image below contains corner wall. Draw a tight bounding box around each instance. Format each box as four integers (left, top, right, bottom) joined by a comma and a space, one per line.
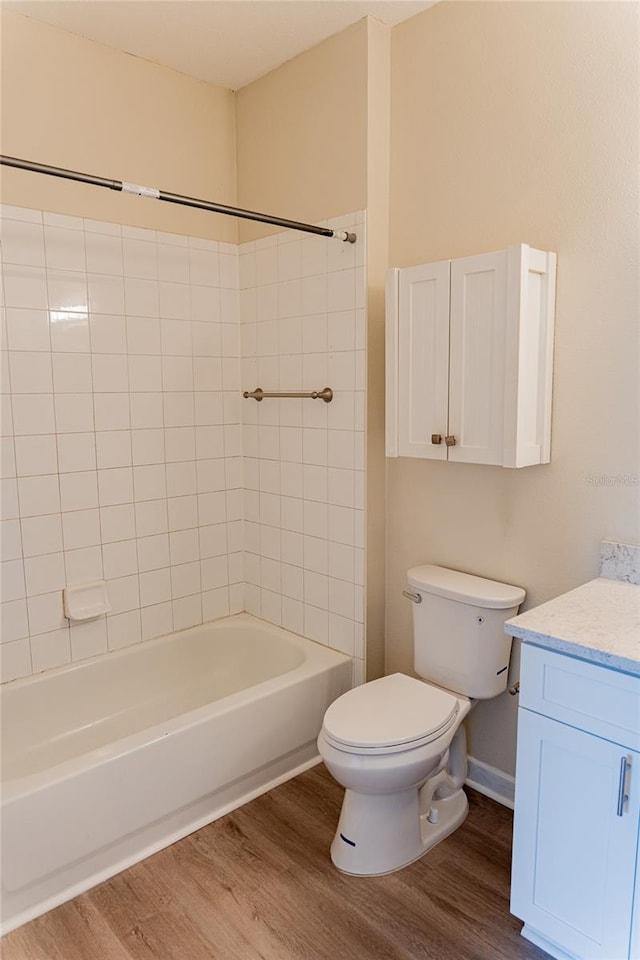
235, 20, 368, 243
387, 1, 640, 775
0, 11, 237, 241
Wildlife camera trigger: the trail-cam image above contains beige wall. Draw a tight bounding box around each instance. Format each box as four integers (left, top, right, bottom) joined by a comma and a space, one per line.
0, 11, 237, 240
235, 19, 368, 242
364, 18, 390, 680
387, 1, 640, 775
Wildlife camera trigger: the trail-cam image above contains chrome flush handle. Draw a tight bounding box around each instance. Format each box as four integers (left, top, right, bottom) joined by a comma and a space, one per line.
402, 590, 422, 604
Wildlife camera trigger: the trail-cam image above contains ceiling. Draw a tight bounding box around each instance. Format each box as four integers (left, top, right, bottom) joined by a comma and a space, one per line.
4, 0, 436, 89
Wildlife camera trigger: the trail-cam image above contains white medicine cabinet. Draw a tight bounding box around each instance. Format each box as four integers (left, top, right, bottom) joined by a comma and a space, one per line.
385, 244, 556, 467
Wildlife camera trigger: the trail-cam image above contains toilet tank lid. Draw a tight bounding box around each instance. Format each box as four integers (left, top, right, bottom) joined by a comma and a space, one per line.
407, 565, 526, 609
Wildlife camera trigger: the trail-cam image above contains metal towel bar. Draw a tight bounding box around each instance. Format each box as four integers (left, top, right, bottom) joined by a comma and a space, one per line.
242, 387, 333, 403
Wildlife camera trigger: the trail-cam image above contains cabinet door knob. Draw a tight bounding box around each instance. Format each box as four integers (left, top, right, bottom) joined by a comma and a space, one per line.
445, 435, 457, 447
431, 434, 442, 445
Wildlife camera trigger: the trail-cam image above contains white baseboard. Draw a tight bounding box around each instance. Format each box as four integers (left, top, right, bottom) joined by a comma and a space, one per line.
465, 756, 515, 809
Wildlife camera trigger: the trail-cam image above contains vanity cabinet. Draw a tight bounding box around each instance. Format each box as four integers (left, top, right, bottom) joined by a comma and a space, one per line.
385, 244, 556, 467
511, 643, 640, 960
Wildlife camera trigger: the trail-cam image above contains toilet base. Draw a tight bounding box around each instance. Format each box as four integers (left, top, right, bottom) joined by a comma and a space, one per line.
330, 786, 468, 876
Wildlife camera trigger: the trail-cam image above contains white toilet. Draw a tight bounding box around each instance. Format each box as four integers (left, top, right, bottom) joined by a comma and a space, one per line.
317, 564, 525, 876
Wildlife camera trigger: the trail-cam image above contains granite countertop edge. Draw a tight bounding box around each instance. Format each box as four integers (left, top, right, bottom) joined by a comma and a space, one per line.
506, 623, 640, 676
505, 577, 640, 677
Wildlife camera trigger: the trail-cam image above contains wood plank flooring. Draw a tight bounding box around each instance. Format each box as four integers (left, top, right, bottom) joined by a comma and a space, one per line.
2, 764, 548, 960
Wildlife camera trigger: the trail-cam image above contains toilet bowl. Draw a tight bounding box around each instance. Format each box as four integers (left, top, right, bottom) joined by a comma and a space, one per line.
318, 672, 472, 875
318, 564, 526, 876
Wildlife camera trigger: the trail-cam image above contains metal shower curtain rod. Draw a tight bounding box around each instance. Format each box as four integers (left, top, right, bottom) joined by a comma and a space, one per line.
0, 155, 357, 243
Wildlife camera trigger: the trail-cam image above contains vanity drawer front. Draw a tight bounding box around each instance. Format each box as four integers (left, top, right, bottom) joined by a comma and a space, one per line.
520, 643, 640, 750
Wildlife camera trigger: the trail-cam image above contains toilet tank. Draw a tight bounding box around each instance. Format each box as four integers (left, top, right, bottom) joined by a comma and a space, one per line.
407, 565, 526, 699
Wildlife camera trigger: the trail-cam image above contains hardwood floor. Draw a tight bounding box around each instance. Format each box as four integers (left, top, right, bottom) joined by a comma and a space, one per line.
2, 765, 548, 960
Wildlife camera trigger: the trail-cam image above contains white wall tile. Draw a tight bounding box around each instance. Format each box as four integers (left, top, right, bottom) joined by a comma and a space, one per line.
96, 431, 132, 469
44, 226, 86, 272
139, 567, 171, 606
107, 609, 142, 651
329, 613, 355, 656
1, 599, 29, 644
0, 637, 32, 682
126, 316, 161, 355
108, 574, 140, 614
13, 394, 56, 435
100, 504, 137, 543
103, 539, 138, 580
85, 232, 123, 275
92, 354, 129, 393
134, 499, 167, 538
130, 393, 164, 430
27, 591, 66, 636
1, 518, 22, 561
24, 552, 65, 596
49, 313, 90, 353
131, 463, 167, 502
157, 244, 189, 284
167, 461, 197, 498
3, 265, 49, 310
0, 478, 19, 520
55, 393, 94, 434
137, 533, 170, 573
165, 426, 196, 462
62, 508, 101, 550
1, 558, 26, 601
18, 474, 60, 517
60, 471, 98, 512
65, 545, 103, 585
141, 601, 173, 641
202, 587, 229, 622
161, 318, 192, 356
15, 435, 57, 476
52, 352, 92, 393
70, 618, 107, 661
90, 314, 127, 354
98, 467, 134, 506
88, 275, 125, 315
57, 433, 96, 473
171, 561, 201, 599
21, 514, 62, 558
132, 428, 165, 465
6, 308, 50, 351
199, 522, 227, 559
123, 238, 158, 280
94, 393, 130, 431
1, 219, 46, 267
124, 278, 159, 318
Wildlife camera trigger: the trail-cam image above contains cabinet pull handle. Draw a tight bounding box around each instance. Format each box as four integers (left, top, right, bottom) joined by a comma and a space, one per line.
616, 755, 632, 817
445, 435, 457, 447
431, 434, 442, 445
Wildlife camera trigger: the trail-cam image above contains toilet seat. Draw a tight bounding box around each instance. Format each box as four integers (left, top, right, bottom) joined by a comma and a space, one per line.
321, 673, 460, 756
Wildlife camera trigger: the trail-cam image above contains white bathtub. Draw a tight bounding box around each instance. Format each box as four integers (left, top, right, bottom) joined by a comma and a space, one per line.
0, 613, 351, 934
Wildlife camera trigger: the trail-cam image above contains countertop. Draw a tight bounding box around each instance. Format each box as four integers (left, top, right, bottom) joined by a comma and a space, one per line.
505, 577, 640, 676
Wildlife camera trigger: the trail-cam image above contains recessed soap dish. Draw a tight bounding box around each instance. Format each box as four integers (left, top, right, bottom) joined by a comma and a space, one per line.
63, 581, 111, 621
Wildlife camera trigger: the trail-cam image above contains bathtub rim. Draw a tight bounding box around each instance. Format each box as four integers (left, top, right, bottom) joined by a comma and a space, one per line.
1, 612, 351, 801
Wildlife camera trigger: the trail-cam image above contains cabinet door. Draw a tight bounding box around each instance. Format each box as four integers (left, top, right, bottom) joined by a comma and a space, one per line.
512, 708, 639, 960
449, 251, 508, 464
397, 261, 450, 459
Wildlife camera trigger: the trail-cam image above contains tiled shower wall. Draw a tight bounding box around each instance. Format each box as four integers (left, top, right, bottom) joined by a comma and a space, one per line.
239, 213, 367, 684
0, 205, 242, 682
0, 206, 368, 684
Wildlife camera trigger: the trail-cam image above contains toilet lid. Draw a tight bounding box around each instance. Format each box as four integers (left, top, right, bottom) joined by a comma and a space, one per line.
322, 673, 459, 751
